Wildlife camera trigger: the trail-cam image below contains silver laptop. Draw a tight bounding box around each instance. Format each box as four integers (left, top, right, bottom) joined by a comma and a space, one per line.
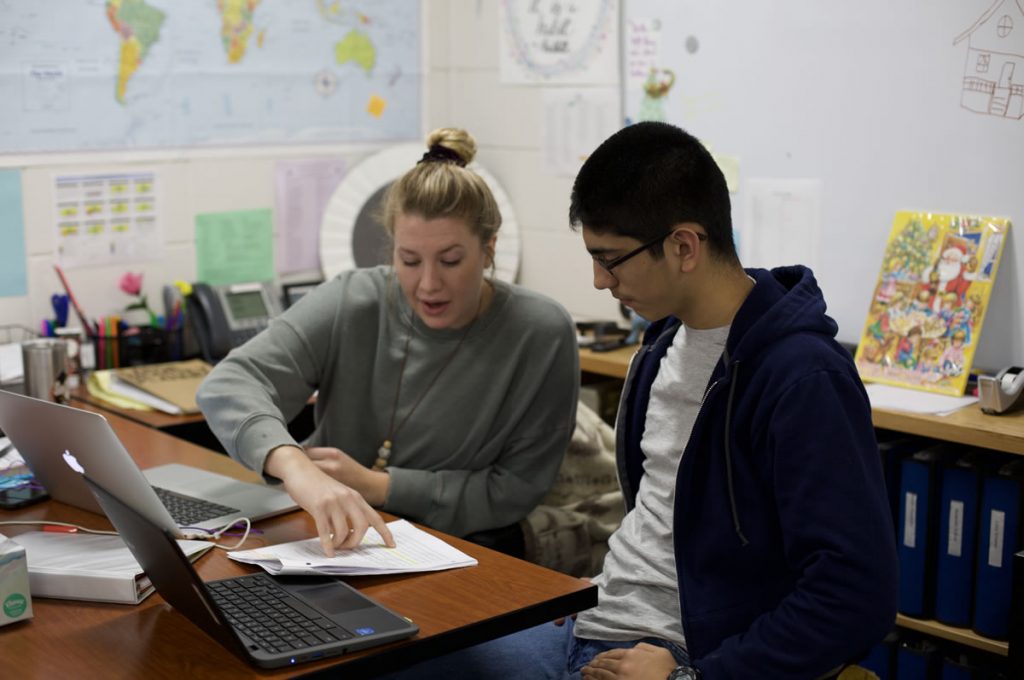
0, 390, 297, 536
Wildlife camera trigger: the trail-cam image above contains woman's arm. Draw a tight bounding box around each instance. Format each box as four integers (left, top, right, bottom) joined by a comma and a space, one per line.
266, 445, 394, 556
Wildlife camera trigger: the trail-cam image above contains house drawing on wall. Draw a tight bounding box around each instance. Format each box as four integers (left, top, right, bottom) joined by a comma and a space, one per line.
954, 0, 1024, 118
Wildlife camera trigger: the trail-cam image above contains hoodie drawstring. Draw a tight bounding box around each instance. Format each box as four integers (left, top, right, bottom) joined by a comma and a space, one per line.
724, 359, 749, 546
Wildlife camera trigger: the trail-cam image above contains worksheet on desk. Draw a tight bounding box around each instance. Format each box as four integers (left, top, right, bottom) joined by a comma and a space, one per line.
228, 519, 477, 576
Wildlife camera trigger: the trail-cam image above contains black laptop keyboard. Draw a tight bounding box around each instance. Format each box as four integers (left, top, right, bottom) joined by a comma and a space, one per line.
153, 486, 239, 525
208, 574, 352, 654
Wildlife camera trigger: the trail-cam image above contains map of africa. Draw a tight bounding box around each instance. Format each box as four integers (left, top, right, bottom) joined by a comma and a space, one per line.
0, 0, 419, 152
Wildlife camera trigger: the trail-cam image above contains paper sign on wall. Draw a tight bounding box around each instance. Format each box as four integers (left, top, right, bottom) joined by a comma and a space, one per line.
195, 209, 274, 286
499, 0, 619, 85
53, 171, 163, 269
0, 170, 27, 297
542, 88, 620, 176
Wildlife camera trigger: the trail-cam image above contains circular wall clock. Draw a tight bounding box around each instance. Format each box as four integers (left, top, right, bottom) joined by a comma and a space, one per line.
319, 144, 521, 283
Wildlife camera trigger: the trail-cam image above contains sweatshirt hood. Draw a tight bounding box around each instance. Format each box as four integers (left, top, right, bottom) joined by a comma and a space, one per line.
729, 266, 839, 364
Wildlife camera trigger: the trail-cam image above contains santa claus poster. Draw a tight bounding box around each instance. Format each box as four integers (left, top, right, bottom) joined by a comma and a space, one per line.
855, 211, 1010, 396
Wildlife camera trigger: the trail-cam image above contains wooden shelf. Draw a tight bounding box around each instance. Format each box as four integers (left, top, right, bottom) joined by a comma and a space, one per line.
895, 615, 1008, 656
883, 406, 1023, 659
873, 404, 1024, 455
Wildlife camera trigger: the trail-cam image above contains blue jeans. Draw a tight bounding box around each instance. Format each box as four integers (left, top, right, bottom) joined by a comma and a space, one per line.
374, 619, 690, 680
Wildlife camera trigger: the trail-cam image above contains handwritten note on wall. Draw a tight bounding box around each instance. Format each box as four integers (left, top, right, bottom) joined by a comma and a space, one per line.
499, 0, 620, 85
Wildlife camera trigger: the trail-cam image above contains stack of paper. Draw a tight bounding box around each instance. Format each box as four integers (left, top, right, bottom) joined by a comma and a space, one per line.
864, 383, 978, 416
14, 531, 212, 604
229, 519, 478, 576
0, 343, 22, 385
86, 359, 212, 414
0, 437, 23, 471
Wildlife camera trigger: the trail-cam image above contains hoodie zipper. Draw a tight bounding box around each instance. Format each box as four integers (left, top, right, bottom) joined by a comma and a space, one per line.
685, 350, 749, 547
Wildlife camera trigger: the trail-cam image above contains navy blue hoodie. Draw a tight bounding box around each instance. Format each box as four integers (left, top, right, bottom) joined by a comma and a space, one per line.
616, 266, 898, 678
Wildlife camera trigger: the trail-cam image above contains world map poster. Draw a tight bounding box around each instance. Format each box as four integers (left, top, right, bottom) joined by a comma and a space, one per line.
0, 0, 419, 152
854, 211, 1010, 397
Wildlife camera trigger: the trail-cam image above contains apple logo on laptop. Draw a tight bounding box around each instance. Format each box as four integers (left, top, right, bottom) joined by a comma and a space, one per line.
62, 449, 85, 474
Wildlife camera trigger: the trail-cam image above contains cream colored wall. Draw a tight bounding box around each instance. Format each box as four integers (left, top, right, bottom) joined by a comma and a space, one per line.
0, 145, 382, 335
0, 0, 618, 337
426, 0, 620, 322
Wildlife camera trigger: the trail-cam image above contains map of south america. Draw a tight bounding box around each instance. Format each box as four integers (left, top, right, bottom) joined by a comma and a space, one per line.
106, 0, 166, 104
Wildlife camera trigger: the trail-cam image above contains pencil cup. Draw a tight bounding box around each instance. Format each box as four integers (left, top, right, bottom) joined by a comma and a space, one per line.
21, 338, 69, 403
96, 326, 180, 369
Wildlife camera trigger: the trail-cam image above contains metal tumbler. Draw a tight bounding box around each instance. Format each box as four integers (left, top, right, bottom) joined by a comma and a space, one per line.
21, 338, 68, 403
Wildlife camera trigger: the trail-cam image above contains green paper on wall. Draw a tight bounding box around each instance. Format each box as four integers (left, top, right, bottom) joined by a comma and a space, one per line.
195, 209, 274, 285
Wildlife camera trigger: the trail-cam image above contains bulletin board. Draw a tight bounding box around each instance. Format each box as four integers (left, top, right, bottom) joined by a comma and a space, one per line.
622, 0, 1024, 368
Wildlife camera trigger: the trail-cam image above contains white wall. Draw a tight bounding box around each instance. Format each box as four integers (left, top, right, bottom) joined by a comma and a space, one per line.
432, 0, 1024, 370
426, 0, 621, 323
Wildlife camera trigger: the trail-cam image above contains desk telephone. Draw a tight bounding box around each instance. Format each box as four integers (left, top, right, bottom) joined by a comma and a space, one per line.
187, 282, 281, 362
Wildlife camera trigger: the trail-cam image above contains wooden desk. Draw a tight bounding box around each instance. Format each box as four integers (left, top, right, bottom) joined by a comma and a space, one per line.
1, 408, 596, 679
578, 345, 637, 380
71, 385, 317, 454
71, 383, 206, 430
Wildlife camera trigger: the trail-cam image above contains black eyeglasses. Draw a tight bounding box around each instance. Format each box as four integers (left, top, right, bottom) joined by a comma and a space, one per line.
593, 229, 707, 273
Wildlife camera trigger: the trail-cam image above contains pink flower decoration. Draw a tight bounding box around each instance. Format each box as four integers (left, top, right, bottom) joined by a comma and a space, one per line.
119, 272, 143, 296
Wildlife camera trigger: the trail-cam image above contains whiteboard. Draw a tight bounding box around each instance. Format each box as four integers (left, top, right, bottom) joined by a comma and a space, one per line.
623, 0, 1024, 369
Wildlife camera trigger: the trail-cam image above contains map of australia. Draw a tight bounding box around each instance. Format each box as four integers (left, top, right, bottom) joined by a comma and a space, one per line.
0, 0, 419, 152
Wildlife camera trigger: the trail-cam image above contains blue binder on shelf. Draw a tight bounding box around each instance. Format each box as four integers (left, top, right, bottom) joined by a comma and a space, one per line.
940, 652, 985, 680
972, 459, 1024, 640
857, 631, 897, 679
877, 434, 930, 538
896, 638, 938, 680
933, 455, 980, 627
898, 447, 947, 618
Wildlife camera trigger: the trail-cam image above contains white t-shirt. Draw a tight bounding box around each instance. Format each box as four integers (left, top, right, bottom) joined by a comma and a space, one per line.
574, 322, 729, 645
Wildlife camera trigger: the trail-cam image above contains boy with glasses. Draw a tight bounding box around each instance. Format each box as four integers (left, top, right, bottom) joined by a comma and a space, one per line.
384, 122, 897, 679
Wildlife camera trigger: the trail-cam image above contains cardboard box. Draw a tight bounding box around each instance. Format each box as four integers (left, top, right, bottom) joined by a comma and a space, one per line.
0, 532, 32, 626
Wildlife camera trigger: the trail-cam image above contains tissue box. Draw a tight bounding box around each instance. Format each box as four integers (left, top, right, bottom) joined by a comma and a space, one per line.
0, 533, 32, 626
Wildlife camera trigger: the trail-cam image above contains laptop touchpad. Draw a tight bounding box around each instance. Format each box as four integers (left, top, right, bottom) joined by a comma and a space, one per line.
297, 583, 375, 614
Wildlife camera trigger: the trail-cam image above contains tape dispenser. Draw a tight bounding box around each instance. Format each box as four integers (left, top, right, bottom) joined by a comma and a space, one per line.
978, 366, 1024, 415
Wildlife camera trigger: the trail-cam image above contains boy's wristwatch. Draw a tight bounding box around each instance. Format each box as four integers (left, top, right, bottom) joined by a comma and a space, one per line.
667, 667, 701, 680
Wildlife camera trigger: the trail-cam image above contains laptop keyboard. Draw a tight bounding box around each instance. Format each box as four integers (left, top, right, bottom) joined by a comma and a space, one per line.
208, 574, 352, 654
153, 486, 239, 526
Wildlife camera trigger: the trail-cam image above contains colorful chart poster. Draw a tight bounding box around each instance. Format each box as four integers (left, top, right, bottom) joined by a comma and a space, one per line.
854, 212, 1010, 396
53, 171, 162, 269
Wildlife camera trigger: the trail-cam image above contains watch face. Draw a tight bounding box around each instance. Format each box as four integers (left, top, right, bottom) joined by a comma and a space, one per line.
668, 668, 696, 680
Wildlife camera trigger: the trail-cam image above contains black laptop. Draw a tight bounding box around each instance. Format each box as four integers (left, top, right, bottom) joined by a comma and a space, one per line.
81, 474, 418, 669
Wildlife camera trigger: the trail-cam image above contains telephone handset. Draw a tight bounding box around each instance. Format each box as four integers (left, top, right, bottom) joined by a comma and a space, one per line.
188, 282, 281, 362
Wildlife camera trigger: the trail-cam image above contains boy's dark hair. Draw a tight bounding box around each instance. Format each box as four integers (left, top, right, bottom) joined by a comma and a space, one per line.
569, 122, 738, 263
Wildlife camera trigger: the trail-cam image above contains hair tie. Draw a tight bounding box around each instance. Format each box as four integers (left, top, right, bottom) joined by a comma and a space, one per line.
417, 144, 467, 167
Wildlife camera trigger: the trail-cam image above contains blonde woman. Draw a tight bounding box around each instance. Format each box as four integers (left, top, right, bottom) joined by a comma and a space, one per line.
197, 128, 579, 557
